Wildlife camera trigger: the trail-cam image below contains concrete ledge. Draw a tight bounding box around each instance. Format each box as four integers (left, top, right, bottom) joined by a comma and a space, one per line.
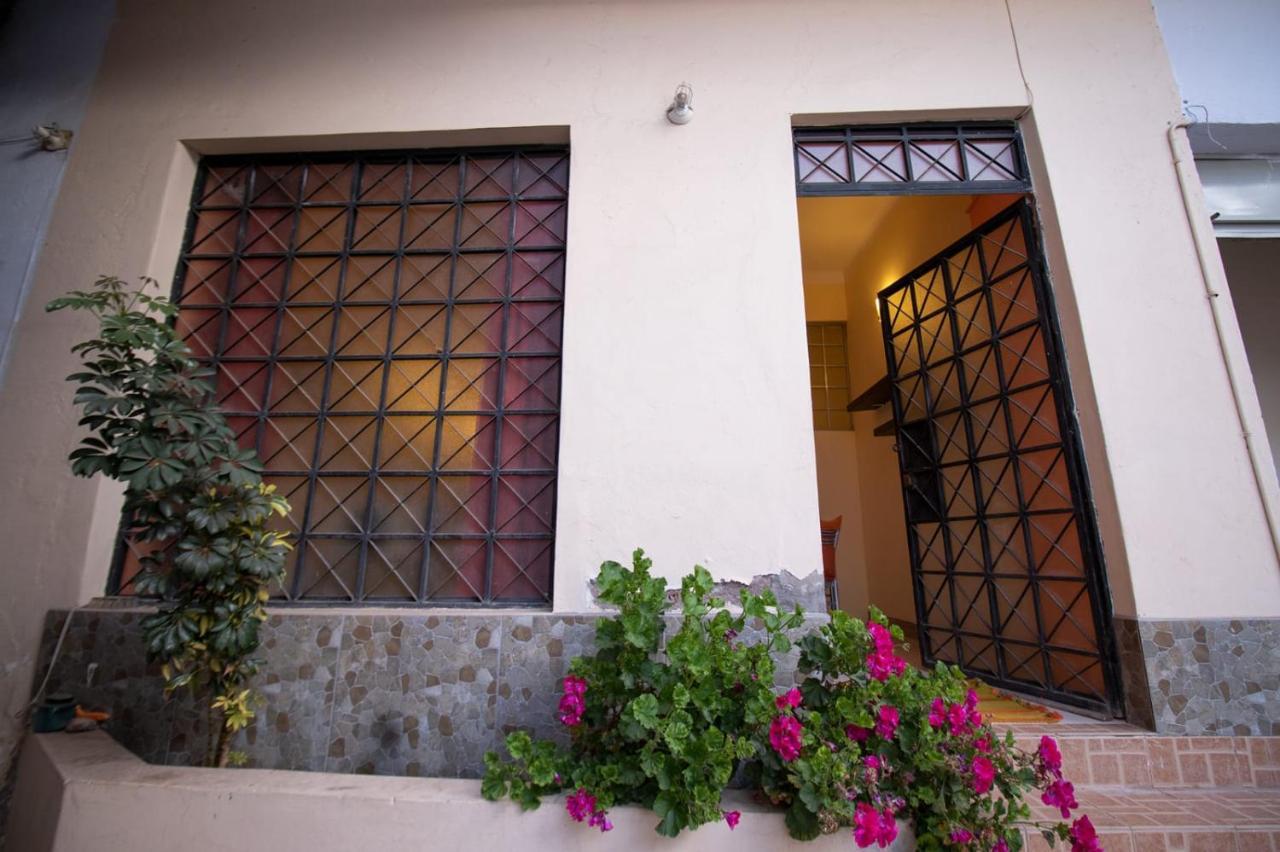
6, 731, 914, 851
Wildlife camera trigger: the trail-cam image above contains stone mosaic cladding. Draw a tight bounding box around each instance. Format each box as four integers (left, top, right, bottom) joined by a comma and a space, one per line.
32, 607, 1280, 777
1127, 617, 1280, 735
32, 606, 824, 777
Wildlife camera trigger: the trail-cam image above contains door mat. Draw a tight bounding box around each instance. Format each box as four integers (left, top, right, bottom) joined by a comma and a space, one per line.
967, 679, 1062, 724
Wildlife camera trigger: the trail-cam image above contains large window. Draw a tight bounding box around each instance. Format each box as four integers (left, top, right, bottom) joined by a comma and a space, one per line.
115, 148, 568, 605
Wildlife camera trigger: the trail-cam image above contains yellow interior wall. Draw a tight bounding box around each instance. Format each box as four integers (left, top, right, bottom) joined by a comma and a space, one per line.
799, 192, 1023, 625
802, 278, 871, 617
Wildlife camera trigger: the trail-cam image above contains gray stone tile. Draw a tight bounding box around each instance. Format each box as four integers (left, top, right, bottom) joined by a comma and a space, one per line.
497, 614, 596, 746
167, 613, 344, 769
326, 614, 501, 778
40, 609, 171, 764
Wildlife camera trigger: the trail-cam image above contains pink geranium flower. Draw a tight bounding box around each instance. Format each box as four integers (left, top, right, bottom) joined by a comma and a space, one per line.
775, 687, 803, 710
566, 787, 612, 832
1039, 735, 1063, 777
723, 810, 741, 830
974, 736, 991, 753
949, 828, 973, 844
1068, 815, 1102, 852
769, 715, 803, 762
852, 803, 898, 848
558, 675, 588, 727
566, 788, 596, 822
846, 724, 871, 743
1042, 778, 1078, 819
970, 755, 996, 794
875, 705, 900, 740
865, 623, 907, 681
928, 697, 947, 728
993, 839, 1011, 852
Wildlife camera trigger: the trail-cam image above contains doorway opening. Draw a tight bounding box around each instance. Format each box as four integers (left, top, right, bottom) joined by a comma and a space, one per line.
794, 125, 1121, 716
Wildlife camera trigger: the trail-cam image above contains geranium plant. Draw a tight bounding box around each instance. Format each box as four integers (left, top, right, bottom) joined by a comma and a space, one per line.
48, 276, 291, 767
483, 553, 1100, 850
482, 548, 804, 835
757, 609, 1099, 850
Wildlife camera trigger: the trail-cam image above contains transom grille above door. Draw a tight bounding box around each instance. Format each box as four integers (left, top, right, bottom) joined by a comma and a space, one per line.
113, 148, 569, 605
878, 201, 1119, 714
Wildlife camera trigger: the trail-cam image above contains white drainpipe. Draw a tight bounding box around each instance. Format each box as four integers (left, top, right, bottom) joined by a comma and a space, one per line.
1166, 118, 1280, 569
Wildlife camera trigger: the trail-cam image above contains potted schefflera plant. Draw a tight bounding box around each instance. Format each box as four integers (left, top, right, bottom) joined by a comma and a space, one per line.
48, 275, 291, 768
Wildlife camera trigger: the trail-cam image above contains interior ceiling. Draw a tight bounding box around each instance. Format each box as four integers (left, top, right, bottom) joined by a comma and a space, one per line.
796, 193, 1021, 284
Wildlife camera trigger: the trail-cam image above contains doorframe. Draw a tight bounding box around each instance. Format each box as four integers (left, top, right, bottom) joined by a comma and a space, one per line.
794, 121, 1125, 716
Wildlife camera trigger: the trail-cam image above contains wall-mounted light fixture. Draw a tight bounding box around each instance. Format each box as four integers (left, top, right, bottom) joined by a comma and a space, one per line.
666, 83, 694, 125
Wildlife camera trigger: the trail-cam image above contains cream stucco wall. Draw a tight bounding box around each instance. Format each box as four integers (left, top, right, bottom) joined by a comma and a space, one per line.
4, 0, 1280, 802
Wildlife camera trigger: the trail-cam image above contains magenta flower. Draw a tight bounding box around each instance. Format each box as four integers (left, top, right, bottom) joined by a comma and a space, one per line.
970, 755, 996, 794
974, 736, 991, 753
866, 649, 907, 681
963, 689, 983, 727
769, 715, 804, 762
928, 697, 947, 728
1042, 778, 1078, 819
1068, 815, 1102, 852
588, 809, 613, 832
993, 840, 1011, 852
1039, 735, 1063, 777
864, 623, 907, 681
864, 754, 881, 771
949, 828, 973, 844
947, 702, 971, 737
846, 724, 871, 743
852, 803, 897, 848
558, 675, 588, 727
875, 705, 900, 740
723, 810, 741, 830
566, 788, 596, 822
775, 687, 803, 710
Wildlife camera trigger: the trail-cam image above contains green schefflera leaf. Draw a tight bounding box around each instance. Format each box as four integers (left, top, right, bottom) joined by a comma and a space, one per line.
48, 275, 292, 769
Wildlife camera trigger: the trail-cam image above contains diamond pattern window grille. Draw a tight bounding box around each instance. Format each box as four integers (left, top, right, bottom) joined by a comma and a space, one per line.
112, 148, 569, 606
878, 201, 1119, 715
807, 322, 852, 430
795, 125, 1030, 196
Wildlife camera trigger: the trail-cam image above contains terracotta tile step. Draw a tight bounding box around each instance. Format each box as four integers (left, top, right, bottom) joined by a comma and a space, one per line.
999, 731, 1280, 790
1017, 787, 1280, 851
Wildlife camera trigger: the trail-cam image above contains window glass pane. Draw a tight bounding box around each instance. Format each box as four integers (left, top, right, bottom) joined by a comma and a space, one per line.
806, 321, 853, 430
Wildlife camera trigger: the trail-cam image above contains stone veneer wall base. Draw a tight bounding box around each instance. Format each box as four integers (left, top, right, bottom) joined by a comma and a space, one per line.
28, 608, 1280, 780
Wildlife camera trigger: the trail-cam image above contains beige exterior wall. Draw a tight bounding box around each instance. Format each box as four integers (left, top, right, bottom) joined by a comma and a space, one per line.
4, 0, 1280, 793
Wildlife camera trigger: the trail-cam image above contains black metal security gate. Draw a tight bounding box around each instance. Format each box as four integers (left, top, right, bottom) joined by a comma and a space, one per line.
877, 201, 1119, 714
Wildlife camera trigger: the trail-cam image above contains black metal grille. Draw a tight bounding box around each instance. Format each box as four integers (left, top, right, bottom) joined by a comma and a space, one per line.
878, 201, 1119, 714
112, 147, 569, 606
795, 124, 1030, 196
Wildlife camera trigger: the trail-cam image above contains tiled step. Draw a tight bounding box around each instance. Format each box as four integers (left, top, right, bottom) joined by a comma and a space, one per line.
1017, 787, 1280, 851
1001, 727, 1280, 791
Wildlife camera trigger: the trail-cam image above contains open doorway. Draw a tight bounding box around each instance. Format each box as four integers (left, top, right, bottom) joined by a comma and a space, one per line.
801, 192, 1022, 625
792, 128, 1122, 717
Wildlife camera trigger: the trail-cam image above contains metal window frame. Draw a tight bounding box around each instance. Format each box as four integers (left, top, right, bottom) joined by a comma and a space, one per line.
106, 145, 569, 608
795, 122, 1032, 197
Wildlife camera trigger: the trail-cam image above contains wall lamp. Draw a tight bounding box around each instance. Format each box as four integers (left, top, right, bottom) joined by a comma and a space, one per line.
666, 83, 694, 125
